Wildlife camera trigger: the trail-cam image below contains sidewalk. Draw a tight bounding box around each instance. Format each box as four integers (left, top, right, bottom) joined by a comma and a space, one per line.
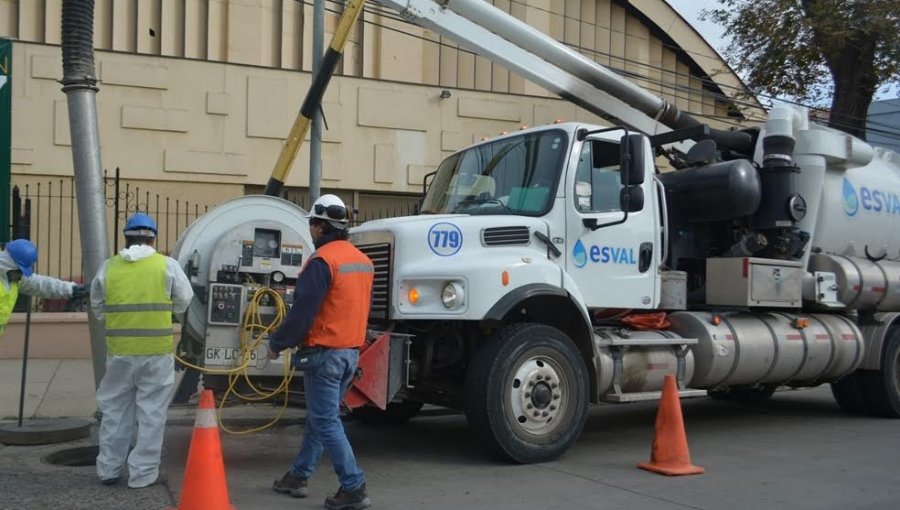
0, 359, 97, 420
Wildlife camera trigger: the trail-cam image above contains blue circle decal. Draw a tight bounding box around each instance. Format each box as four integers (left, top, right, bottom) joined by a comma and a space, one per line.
427, 222, 463, 256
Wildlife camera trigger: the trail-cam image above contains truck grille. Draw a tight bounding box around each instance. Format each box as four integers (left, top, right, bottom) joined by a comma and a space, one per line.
358, 242, 392, 319
482, 226, 530, 246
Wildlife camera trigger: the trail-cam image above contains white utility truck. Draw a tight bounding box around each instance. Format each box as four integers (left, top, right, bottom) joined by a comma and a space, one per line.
172, 0, 900, 462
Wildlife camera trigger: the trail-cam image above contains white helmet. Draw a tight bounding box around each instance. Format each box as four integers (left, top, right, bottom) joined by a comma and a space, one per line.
308, 194, 349, 229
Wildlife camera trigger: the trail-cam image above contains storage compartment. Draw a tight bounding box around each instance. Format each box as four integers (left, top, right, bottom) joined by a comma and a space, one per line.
706, 257, 802, 308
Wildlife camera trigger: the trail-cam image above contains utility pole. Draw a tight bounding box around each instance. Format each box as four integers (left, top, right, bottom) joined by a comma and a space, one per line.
310, 0, 325, 204
61, 0, 110, 388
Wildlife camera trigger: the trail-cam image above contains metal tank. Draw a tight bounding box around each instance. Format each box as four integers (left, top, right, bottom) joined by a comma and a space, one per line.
594, 329, 696, 396
668, 311, 864, 389
810, 148, 900, 275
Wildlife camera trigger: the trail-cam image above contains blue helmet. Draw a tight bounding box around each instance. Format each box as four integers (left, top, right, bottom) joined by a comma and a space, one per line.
6, 239, 38, 277
123, 213, 158, 238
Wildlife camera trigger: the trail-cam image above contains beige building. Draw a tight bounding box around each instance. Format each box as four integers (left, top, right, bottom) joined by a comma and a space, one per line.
0, 0, 758, 281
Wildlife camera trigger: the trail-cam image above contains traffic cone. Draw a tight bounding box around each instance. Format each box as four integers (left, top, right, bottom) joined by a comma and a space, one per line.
169, 390, 236, 509
637, 375, 704, 476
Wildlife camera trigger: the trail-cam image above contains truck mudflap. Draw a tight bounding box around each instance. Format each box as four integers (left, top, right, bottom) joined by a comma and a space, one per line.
343, 331, 410, 410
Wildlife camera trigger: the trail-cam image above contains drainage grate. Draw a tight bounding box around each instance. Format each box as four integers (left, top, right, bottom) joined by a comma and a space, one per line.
43, 445, 99, 467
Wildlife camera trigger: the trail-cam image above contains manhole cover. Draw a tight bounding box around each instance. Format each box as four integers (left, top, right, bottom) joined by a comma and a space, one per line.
43, 445, 99, 467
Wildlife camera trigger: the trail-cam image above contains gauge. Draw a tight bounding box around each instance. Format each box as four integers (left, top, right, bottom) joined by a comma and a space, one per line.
271, 271, 285, 283
268, 239, 279, 249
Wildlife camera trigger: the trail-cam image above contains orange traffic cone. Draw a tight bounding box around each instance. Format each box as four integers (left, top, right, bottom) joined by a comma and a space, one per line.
638, 375, 704, 476
169, 390, 236, 509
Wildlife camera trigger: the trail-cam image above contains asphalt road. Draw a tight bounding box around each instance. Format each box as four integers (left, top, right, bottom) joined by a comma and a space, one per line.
2, 386, 897, 509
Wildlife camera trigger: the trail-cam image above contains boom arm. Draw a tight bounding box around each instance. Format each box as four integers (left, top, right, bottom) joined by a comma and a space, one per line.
265, 0, 755, 194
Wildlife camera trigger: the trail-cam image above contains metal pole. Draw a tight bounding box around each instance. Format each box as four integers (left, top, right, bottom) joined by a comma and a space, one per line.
62, 0, 110, 388
16, 295, 32, 427
310, 0, 325, 203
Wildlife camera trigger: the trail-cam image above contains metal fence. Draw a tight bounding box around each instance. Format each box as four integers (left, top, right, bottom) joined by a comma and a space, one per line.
8, 176, 422, 312
9, 168, 210, 284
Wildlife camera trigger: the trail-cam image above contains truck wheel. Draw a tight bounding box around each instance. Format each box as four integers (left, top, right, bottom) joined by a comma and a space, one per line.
351, 401, 424, 425
859, 328, 900, 418
465, 323, 589, 463
830, 372, 867, 414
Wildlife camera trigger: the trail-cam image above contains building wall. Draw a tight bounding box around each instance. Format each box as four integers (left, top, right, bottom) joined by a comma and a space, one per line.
0, 0, 756, 280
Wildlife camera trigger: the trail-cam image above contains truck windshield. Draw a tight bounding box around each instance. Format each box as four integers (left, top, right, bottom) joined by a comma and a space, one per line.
421, 129, 568, 216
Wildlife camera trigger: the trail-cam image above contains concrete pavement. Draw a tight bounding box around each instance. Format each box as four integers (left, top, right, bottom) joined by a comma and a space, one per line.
2, 359, 898, 510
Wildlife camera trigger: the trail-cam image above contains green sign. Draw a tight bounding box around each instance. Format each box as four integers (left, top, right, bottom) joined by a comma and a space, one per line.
0, 39, 10, 243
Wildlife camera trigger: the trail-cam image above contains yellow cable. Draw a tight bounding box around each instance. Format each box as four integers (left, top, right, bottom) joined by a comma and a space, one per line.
175, 285, 297, 435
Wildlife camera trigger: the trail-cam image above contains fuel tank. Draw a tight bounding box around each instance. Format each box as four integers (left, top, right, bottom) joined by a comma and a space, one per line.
668, 311, 864, 389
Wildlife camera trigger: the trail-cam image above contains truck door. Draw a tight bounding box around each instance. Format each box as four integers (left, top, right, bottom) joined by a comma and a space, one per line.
564, 135, 659, 309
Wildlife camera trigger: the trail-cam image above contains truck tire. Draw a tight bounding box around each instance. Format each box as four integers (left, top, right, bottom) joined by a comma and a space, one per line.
830, 372, 867, 414
464, 323, 589, 463
859, 328, 900, 418
351, 401, 424, 425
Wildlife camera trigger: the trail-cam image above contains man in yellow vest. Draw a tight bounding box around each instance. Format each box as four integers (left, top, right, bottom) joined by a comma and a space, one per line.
268, 194, 374, 510
0, 239, 87, 338
90, 213, 194, 488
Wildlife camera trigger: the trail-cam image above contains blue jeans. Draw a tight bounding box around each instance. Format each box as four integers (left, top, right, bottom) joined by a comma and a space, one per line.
291, 347, 365, 491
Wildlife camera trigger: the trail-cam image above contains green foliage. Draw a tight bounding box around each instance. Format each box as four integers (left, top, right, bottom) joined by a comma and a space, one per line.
705, 0, 900, 131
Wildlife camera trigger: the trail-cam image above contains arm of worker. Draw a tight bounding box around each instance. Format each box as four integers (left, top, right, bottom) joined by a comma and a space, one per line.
89, 260, 110, 320
19, 273, 77, 299
165, 257, 195, 320
267, 258, 331, 357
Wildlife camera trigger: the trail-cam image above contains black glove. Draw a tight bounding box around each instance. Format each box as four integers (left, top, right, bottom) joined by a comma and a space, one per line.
71, 284, 89, 299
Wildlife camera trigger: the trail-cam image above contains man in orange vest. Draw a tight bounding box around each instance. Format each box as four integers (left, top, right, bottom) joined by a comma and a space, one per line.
268, 194, 374, 510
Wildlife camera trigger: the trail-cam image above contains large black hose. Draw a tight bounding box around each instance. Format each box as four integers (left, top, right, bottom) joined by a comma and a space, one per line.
61, 0, 97, 87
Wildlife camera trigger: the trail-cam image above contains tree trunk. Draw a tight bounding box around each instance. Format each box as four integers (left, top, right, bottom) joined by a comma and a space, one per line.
826, 40, 878, 140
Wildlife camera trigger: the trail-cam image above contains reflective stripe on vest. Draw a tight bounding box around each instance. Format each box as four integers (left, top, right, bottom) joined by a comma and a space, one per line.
306, 240, 374, 349
0, 281, 20, 338
105, 253, 174, 355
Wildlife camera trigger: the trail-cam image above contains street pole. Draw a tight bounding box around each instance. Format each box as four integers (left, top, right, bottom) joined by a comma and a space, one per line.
61, 0, 110, 388
310, 0, 325, 204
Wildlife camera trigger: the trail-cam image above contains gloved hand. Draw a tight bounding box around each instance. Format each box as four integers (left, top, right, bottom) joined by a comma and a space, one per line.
71, 284, 89, 299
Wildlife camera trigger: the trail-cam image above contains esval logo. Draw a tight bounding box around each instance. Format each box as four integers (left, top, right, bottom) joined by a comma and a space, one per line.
842, 178, 859, 217
842, 177, 900, 218
572, 239, 636, 268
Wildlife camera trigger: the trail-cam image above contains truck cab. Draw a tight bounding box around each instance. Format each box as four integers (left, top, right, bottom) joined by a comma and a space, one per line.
349, 123, 664, 461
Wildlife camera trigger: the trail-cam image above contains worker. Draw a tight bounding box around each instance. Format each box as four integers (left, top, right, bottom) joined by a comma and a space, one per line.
91, 213, 194, 489
0, 239, 88, 338
268, 194, 374, 510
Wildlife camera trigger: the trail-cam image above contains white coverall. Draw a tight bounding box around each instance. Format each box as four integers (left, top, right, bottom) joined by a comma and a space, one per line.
91, 244, 194, 488
0, 251, 76, 301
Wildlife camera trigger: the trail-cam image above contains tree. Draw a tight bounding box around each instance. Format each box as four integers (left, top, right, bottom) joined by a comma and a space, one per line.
705, 0, 900, 139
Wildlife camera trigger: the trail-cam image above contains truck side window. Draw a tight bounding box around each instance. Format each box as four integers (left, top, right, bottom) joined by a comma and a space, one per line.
574, 140, 622, 213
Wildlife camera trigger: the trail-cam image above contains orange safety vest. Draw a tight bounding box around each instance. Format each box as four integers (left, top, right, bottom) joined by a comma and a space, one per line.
305, 240, 374, 349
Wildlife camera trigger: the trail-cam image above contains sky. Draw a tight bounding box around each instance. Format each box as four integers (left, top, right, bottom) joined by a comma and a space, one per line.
664, 0, 729, 56
664, 0, 898, 101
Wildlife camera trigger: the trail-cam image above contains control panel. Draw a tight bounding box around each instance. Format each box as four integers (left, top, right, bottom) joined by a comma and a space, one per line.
208, 283, 246, 325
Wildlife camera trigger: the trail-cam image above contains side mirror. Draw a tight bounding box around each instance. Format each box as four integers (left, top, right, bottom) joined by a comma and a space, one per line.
619, 134, 646, 186
620, 186, 644, 212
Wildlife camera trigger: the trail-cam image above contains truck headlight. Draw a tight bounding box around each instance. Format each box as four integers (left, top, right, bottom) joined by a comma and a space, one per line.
441, 282, 464, 308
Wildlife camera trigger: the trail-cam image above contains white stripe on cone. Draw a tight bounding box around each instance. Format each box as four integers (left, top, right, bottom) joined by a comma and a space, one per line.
194, 408, 218, 429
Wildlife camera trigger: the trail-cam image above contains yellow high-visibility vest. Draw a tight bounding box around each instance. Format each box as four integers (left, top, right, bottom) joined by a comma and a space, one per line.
0, 281, 20, 338
104, 253, 173, 355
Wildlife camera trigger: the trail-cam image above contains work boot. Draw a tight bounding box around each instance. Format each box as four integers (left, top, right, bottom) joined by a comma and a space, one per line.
273, 471, 309, 498
325, 483, 371, 510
